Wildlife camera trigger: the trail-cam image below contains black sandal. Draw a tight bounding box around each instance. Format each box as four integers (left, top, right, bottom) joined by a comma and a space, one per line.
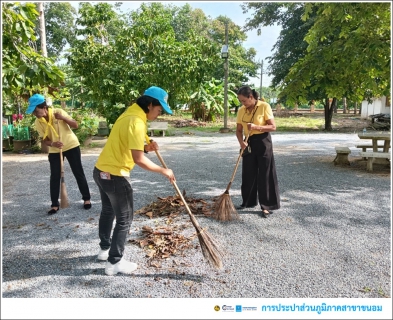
48, 207, 59, 215
261, 210, 270, 218
84, 202, 92, 210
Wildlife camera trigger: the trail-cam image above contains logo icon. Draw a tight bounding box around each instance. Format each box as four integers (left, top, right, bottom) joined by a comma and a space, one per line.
214, 305, 220, 312
236, 305, 242, 312
222, 305, 235, 312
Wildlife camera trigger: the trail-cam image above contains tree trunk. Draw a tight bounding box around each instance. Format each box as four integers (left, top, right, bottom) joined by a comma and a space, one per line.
310, 101, 315, 113
354, 101, 357, 115
38, 3, 47, 57
324, 97, 336, 131
333, 98, 337, 113
276, 103, 281, 113
343, 97, 347, 114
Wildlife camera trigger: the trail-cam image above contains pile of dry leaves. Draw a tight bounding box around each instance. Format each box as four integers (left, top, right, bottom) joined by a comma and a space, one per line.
134, 192, 212, 219
172, 119, 207, 128
130, 193, 214, 267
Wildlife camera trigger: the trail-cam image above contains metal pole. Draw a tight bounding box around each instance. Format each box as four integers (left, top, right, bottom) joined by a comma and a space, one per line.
223, 22, 229, 129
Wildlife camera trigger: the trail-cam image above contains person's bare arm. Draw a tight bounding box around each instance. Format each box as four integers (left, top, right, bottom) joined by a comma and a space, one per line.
247, 118, 276, 132
54, 112, 78, 129
236, 123, 247, 150
131, 149, 175, 183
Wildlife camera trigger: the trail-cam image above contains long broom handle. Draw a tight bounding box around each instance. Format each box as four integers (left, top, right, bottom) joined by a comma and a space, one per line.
145, 135, 197, 223
225, 133, 250, 192
57, 122, 65, 178
59, 149, 65, 177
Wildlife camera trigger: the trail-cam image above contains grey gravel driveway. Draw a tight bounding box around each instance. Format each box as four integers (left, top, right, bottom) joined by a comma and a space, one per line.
1, 131, 391, 318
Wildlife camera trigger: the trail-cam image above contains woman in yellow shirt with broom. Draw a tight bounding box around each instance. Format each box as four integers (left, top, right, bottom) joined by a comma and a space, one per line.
235, 86, 280, 218
26, 94, 92, 214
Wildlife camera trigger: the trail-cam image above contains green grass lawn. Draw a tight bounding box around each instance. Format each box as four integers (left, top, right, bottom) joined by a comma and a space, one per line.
159, 111, 347, 134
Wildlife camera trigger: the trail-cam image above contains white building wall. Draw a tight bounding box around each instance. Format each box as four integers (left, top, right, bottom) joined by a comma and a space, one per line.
361, 96, 390, 119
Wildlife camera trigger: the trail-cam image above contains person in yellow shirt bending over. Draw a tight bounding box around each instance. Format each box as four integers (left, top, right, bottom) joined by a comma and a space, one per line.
93, 86, 176, 276
26, 94, 92, 215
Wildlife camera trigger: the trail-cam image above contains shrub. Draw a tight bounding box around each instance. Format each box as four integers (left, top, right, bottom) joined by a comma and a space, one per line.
68, 108, 99, 145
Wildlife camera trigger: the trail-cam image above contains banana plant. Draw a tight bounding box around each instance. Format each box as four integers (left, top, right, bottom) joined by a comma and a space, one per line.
189, 78, 238, 121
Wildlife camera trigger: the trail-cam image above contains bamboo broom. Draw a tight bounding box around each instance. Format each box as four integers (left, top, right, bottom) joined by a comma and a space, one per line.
58, 122, 69, 208
145, 135, 223, 269
212, 133, 250, 221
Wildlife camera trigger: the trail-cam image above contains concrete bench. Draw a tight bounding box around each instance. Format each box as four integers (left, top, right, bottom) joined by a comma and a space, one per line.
360, 151, 391, 171
334, 146, 351, 166
355, 144, 385, 152
147, 122, 168, 137
355, 143, 388, 159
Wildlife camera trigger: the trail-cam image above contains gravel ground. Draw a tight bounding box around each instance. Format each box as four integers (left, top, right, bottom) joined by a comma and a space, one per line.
1, 131, 391, 316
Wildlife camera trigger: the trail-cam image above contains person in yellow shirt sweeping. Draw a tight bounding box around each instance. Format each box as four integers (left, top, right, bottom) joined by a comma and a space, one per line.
26, 94, 92, 215
93, 86, 175, 276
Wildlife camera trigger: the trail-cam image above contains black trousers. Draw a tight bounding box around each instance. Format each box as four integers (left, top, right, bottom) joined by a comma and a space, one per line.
241, 132, 280, 210
93, 167, 134, 264
48, 146, 91, 207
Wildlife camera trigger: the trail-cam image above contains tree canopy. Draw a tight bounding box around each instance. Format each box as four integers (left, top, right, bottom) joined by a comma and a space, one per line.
64, 2, 258, 123
34, 2, 77, 61
242, 2, 391, 130
2, 2, 65, 99
242, 2, 391, 104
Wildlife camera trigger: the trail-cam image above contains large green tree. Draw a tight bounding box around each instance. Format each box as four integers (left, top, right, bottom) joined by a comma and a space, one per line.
209, 16, 258, 87
167, 4, 258, 88
34, 2, 77, 61
67, 2, 220, 124
242, 2, 391, 130
243, 3, 312, 89
2, 2, 65, 101
281, 3, 390, 130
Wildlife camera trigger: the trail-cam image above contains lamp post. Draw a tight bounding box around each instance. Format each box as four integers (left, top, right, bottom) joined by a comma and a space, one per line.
220, 22, 229, 133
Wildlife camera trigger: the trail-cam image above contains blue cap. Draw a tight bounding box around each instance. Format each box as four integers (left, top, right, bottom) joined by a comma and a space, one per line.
144, 86, 172, 115
26, 94, 45, 114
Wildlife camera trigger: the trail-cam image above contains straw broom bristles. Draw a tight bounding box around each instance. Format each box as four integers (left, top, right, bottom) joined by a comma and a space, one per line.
59, 149, 70, 209
146, 135, 223, 269
172, 181, 223, 269
212, 190, 239, 222
212, 134, 250, 221
58, 123, 69, 209
211, 154, 242, 221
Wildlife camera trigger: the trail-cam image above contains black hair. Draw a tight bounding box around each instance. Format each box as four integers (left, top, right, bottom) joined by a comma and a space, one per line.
136, 95, 161, 113
237, 86, 259, 100
35, 101, 47, 109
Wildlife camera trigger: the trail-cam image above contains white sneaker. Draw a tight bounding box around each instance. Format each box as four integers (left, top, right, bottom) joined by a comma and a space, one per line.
105, 259, 138, 276
97, 249, 110, 261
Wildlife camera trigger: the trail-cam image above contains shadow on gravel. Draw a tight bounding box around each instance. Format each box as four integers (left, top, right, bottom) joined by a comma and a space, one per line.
2, 247, 204, 285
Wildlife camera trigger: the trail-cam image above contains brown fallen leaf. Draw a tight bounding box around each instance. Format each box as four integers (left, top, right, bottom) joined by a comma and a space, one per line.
142, 226, 153, 233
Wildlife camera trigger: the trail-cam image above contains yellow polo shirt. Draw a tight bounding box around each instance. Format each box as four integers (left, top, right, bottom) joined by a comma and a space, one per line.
95, 103, 147, 177
236, 100, 274, 136
35, 108, 79, 153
